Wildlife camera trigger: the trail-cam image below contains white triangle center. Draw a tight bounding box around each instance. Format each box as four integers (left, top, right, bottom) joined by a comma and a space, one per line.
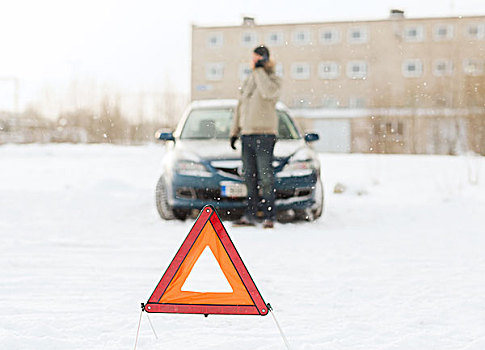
181, 246, 233, 293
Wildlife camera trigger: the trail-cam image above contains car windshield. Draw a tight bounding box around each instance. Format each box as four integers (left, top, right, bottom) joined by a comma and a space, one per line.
180, 108, 301, 140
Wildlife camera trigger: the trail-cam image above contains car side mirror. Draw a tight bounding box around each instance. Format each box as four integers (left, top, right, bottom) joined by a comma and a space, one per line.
155, 129, 175, 142
304, 133, 319, 143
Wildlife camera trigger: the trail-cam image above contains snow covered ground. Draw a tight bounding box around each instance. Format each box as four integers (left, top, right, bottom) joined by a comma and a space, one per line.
1, 144, 484, 350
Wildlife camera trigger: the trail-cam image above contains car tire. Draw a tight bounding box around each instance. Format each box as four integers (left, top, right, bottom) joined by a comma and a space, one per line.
155, 176, 189, 221
312, 177, 324, 219
173, 208, 189, 221
294, 208, 314, 222
294, 178, 324, 221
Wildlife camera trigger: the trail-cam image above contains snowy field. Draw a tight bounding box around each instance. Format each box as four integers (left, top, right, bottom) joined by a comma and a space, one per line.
1, 144, 484, 350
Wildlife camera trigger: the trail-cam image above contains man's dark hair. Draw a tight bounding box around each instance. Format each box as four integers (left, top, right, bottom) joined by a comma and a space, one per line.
253, 45, 270, 60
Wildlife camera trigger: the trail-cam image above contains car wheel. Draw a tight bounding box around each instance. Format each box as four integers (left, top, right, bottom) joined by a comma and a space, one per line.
173, 208, 189, 221
155, 176, 189, 221
312, 177, 324, 219
293, 208, 314, 222
294, 178, 324, 222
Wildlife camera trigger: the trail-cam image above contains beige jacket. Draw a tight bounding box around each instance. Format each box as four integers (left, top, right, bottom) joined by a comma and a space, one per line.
230, 63, 282, 137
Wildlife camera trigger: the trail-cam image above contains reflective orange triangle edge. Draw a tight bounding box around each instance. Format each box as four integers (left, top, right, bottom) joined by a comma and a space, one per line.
144, 205, 269, 316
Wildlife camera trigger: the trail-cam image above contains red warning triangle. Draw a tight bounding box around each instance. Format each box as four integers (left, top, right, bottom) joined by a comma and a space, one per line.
145, 205, 269, 316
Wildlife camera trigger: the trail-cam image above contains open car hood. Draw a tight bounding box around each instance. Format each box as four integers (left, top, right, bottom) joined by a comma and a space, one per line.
175, 139, 307, 161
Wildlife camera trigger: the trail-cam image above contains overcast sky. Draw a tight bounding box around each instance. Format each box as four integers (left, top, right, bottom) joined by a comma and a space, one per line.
1, 0, 485, 110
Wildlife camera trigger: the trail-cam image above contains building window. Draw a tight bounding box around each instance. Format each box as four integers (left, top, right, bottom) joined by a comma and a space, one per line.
241, 32, 257, 46
402, 59, 423, 77
319, 28, 340, 44
207, 33, 223, 48
387, 121, 404, 135
349, 97, 366, 108
404, 25, 425, 42
275, 63, 284, 77
322, 96, 340, 108
346, 61, 367, 79
434, 24, 454, 41
266, 31, 284, 46
466, 24, 485, 39
374, 121, 404, 136
205, 63, 224, 81
463, 59, 484, 76
433, 59, 453, 76
348, 27, 368, 44
318, 61, 340, 79
291, 63, 311, 79
292, 29, 312, 45
239, 64, 252, 81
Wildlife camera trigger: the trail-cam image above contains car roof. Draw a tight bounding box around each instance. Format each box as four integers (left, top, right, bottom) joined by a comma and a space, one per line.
189, 99, 290, 112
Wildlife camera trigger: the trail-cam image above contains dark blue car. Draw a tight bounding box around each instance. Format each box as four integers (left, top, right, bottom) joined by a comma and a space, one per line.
155, 99, 324, 222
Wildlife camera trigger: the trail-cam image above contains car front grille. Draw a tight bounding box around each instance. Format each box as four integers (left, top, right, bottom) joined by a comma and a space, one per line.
275, 188, 311, 199
176, 186, 312, 201
196, 188, 221, 201
210, 160, 243, 178
209, 159, 286, 179
176, 187, 243, 202
276, 189, 294, 199
213, 167, 240, 177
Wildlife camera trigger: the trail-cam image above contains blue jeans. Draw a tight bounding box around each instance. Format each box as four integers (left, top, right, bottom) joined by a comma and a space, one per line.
241, 134, 276, 220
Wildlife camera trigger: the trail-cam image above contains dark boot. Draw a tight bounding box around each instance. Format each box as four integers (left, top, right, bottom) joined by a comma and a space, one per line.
262, 219, 274, 229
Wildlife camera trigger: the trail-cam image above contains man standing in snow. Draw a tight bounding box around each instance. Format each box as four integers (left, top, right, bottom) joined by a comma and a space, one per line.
230, 45, 282, 229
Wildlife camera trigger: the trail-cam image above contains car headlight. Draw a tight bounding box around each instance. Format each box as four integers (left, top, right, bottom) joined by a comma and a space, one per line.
277, 149, 317, 178
277, 160, 315, 177
175, 160, 212, 177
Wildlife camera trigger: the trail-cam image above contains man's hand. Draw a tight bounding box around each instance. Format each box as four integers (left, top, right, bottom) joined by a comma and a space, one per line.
230, 136, 238, 150
251, 52, 265, 69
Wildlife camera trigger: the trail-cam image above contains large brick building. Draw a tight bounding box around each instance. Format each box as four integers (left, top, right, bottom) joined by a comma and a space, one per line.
191, 11, 485, 154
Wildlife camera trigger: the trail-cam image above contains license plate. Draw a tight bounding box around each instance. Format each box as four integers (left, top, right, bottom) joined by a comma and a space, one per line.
220, 181, 247, 198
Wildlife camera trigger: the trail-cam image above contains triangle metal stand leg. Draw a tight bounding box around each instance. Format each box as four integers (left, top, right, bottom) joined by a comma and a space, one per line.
133, 310, 143, 350
145, 312, 159, 340
268, 304, 292, 350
